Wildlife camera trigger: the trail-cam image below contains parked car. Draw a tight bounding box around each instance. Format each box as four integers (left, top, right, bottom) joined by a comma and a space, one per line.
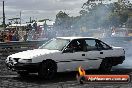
5, 37, 125, 79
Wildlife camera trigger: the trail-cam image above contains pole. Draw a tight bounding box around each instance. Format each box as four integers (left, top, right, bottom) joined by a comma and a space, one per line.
19, 11, 22, 31
30, 17, 32, 23
2, 1, 5, 28
20, 11, 21, 26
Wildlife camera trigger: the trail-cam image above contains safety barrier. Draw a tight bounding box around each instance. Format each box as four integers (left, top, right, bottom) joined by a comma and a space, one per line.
0, 40, 47, 57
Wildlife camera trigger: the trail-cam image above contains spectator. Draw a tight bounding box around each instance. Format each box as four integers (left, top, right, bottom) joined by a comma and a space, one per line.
23, 33, 28, 41
0, 32, 3, 42
4, 32, 9, 42
33, 21, 37, 31
12, 32, 19, 41
9, 32, 13, 41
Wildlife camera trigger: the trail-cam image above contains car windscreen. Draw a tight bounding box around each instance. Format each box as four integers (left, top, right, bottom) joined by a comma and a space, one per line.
39, 38, 70, 51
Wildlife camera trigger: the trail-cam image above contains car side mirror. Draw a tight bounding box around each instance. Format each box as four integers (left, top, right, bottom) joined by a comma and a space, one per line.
63, 48, 73, 53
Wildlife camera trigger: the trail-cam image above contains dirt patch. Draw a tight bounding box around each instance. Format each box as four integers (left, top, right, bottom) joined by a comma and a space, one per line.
0, 57, 132, 88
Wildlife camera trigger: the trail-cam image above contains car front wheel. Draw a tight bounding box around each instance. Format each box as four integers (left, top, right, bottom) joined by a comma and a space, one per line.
38, 60, 57, 79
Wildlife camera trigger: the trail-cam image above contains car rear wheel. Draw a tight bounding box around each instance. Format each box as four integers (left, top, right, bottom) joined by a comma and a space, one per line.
99, 59, 112, 73
38, 60, 57, 79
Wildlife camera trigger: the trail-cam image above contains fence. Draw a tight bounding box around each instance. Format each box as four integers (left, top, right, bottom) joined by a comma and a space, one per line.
0, 40, 47, 57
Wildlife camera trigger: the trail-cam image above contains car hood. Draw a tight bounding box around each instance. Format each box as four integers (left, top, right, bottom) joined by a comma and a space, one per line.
8, 49, 60, 59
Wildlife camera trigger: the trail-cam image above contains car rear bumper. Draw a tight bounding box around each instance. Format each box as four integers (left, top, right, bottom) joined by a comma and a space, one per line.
112, 56, 125, 66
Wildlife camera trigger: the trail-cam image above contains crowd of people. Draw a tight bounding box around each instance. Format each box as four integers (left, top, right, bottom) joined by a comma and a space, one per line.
0, 27, 46, 42
0, 30, 27, 42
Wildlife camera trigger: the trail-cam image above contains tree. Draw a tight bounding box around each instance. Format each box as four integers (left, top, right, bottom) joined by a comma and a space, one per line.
54, 0, 132, 32
54, 11, 73, 30
78, 0, 131, 29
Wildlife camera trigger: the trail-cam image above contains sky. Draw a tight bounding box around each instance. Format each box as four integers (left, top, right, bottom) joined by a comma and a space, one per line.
0, 0, 130, 24
0, 0, 88, 23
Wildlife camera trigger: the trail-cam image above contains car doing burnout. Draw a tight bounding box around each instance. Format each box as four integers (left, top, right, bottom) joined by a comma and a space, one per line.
5, 37, 125, 79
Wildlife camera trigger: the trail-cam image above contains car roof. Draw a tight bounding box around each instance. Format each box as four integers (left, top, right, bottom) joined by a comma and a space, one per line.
56, 37, 98, 40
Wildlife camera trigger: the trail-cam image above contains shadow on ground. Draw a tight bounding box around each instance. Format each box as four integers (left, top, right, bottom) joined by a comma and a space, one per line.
12, 67, 132, 84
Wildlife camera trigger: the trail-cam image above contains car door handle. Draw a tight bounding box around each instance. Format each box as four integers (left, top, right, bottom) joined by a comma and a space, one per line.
82, 54, 85, 56
100, 52, 103, 54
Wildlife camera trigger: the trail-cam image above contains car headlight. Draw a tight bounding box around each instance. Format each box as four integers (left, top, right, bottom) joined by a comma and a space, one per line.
19, 59, 32, 63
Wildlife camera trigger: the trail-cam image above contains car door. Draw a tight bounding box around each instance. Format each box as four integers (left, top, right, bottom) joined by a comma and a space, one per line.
95, 40, 114, 59
57, 39, 90, 72
83, 39, 103, 70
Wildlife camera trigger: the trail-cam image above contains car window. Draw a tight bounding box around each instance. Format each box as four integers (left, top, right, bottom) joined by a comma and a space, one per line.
67, 39, 87, 52
96, 40, 111, 50
39, 38, 70, 51
85, 39, 98, 51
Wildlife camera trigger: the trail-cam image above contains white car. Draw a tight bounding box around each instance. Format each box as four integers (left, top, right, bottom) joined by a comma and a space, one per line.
5, 37, 125, 79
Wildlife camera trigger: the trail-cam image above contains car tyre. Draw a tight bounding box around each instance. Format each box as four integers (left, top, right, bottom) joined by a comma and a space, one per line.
38, 60, 57, 79
99, 59, 112, 73
77, 76, 86, 84
17, 71, 29, 77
